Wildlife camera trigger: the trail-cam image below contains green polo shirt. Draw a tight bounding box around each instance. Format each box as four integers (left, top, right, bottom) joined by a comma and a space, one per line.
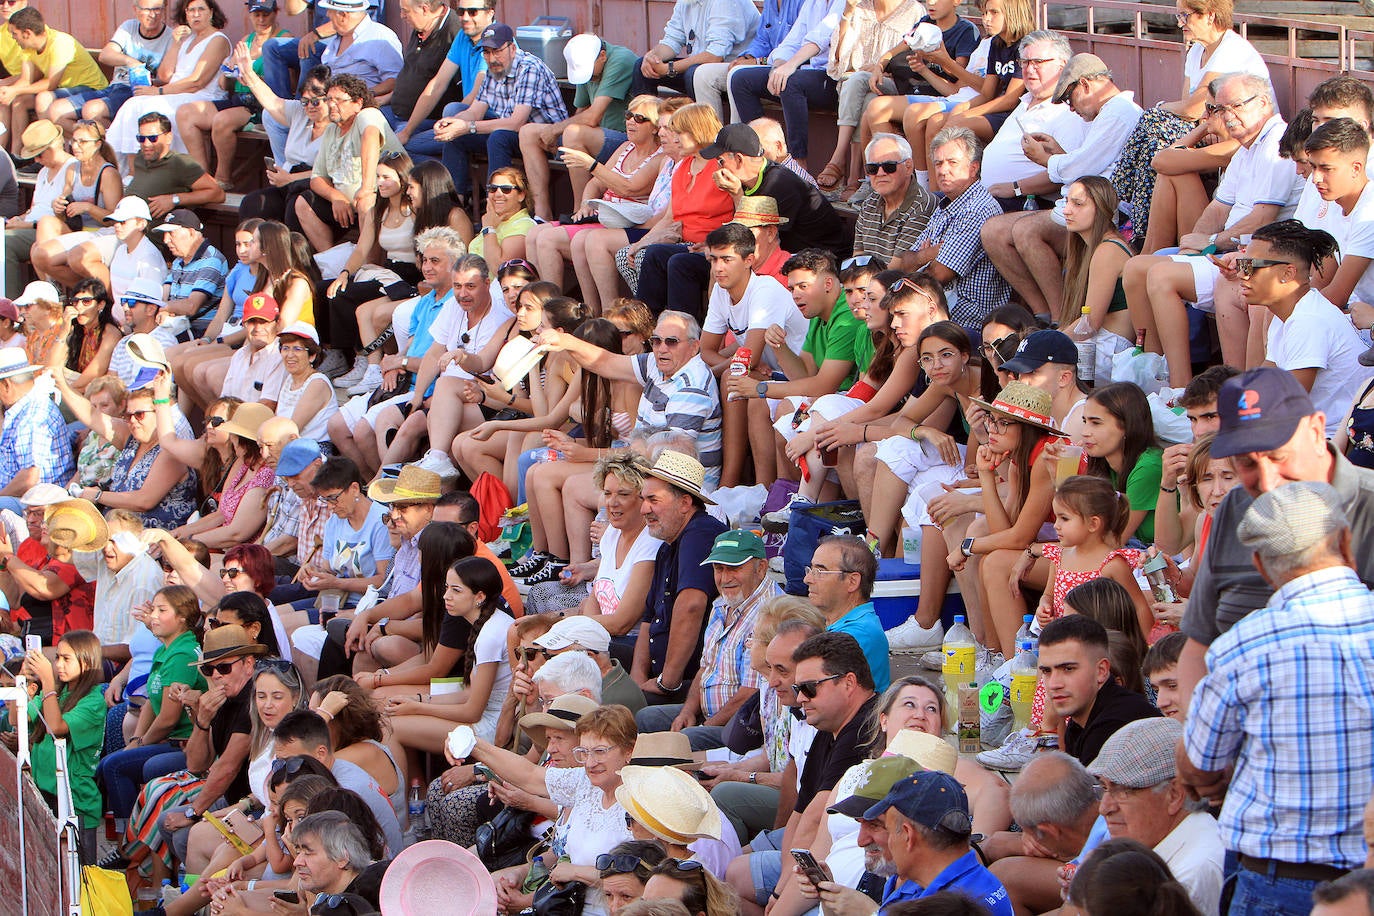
573, 42, 636, 131
29, 687, 107, 827
147, 628, 207, 741
801, 291, 862, 390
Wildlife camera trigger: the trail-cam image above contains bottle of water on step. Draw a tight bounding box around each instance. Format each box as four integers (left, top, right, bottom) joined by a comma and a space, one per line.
942, 615, 977, 713
1071, 306, 1095, 384
1010, 639, 1039, 732
1015, 614, 1034, 648
407, 778, 428, 842
160, 878, 181, 906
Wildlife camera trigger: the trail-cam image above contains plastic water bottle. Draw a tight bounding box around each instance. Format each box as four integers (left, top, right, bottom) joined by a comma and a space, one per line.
941, 615, 977, 713
1009, 639, 1038, 731
407, 778, 427, 841
534, 448, 565, 463
1015, 614, 1034, 648
1070, 306, 1095, 384
590, 507, 607, 560
160, 878, 181, 906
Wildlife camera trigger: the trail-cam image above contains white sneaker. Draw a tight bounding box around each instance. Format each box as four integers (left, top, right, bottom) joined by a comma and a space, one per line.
335, 355, 370, 388
414, 450, 460, 479
886, 617, 944, 653
919, 649, 944, 670
977, 646, 1006, 682
347, 363, 384, 396
318, 348, 349, 378
976, 728, 1038, 772
761, 493, 812, 533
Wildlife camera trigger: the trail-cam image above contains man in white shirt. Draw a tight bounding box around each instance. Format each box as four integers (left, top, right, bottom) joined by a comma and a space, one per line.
1123, 72, 1305, 387
980, 54, 1142, 321
72, 195, 167, 307
700, 222, 807, 487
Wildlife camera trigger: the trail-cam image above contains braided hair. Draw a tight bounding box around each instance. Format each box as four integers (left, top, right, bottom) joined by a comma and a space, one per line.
450, 556, 507, 682
1250, 219, 1341, 274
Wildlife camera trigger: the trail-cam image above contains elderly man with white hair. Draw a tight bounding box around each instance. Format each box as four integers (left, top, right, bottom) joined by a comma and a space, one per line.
533, 615, 646, 712
852, 132, 934, 265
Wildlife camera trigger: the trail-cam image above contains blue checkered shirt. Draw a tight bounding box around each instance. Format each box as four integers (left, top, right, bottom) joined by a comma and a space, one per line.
0, 386, 74, 489
475, 49, 567, 125
1184, 565, 1374, 868
910, 180, 1010, 329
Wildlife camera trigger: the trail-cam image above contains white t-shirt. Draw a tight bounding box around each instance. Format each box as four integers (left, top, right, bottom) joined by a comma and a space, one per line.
946, 37, 991, 105
546, 766, 632, 916
1184, 30, 1269, 93
703, 273, 808, 360
430, 298, 515, 379
109, 236, 166, 304
472, 609, 514, 740
788, 715, 818, 792
1294, 178, 1374, 306
1154, 811, 1226, 916
22, 159, 75, 224
591, 525, 663, 616
823, 760, 874, 889
982, 95, 1085, 187
108, 18, 175, 84
1214, 115, 1305, 227
1266, 287, 1374, 436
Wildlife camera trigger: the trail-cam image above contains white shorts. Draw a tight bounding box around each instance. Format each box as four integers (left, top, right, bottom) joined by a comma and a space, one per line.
1170, 254, 1219, 313
338, 390, 411, 430
771, 393, 866, 442
50, 226, 114, 254
874, 435, 964, 480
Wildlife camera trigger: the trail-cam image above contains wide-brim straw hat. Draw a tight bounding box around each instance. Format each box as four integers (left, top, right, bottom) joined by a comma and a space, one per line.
368, 464, 442, 504
968, 381, 1068, 438
518, 693, 599, 732
44, 499, 109, 552
19, 119, 62, 159
196, 623, 268, 667
615, 765, 724, 844
644, 449, 716, 505
491, 336, 549, 392
219, 401, 276, 441
628, 731, 696, 769
378, 840, 497, 916
884, 728, 958, 775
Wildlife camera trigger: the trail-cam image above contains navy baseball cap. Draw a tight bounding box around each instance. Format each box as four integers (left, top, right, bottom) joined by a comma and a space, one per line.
1211, 367, 1315, 460
278, 438, 323, 477
477, 23, 514, 49
862, 770, 973, 834
1000, 329, 1078, 375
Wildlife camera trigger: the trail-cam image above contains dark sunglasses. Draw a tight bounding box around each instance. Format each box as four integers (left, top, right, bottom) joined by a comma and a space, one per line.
301, 95, 325, 107
649, 335, 683, 348
124, 409, 154, 422
135, 133, 164, 144
626, 112, 652, 124
380, 149, 407, 162
864, 160, 901, 175
455, 5, 486, 13
487, 183, 519, 193
219, 567, 245, 579
840, 254, 878, 271
791, 672, 843, 699
597, 853, 651, 874
204, 615, 226, 628
71, 295, 99, 305
204, 661, 239, 676
206, 416, 228, 427
660, 858, 706, 874
1235, 257, 1291, 279
270, 756, 309, 776
257, 658, 299, 677
516, 646, 541, 663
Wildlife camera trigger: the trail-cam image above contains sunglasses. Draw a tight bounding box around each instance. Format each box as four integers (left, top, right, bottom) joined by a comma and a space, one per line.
626, 112, 652, 124
72, 295, 99, 305
499, 258, 534, 272
1234, 257, 1291, 279
516, 646, 541, 663
487, 183, 519, 194
301, 95, 325, 107
204, 615, 226, 628
120, 296, 155, 309
597, 853, 651, 875
791, 672, 843, 699
124, 408, 154, 422
649, 335, 684, 348
207, 416, 228, 427
219, 567, 246, 579
455, 5, 486, 13
660, 858, 706, 874
270, 756, 309, 776
135, 133, 164, 144
864, 160, 901, 175
204, 661, 240, 676
840, 255, 877, 271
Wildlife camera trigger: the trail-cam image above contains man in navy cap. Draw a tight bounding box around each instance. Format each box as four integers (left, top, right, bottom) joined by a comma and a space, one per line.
860, 770, 1013, 915
1175, 367, 1374, 706
1000, 328, 1088, 435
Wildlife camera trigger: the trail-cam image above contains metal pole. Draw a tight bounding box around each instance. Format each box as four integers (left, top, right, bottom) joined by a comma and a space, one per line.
54, 738, 82, 916
0, 677, 31, 916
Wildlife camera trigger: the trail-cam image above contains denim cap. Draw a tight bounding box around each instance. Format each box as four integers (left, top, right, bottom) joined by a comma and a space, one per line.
1211, 367, 1315, 459
862, 770, 972, 835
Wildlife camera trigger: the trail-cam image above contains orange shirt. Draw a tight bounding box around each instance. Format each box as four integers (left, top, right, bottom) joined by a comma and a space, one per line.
672, 156, 735, 244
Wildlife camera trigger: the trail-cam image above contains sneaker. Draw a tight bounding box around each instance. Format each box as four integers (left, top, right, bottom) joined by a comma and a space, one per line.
487, 539, 511, 559
522, 560, 567, 585
976, 728, 1038, 772
509, 551, 551, 579
885, 617, 944, 653
347, 363, 384, 396
1360, 341, 1374, 368
96, 848, 130, 871
768, 555, 786, 575
919, 649, 944, 670
318, 348, 349, 378
848, 178, 874, 205
335, 354, 370, 388
761, 493, 812, 534
414, 450, 460, 479
977, 646, 1006, 683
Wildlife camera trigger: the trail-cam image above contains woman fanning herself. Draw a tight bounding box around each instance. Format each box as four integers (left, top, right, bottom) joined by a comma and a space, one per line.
384, 557, 515, 770
949, 382, 1065, 660
5, 631, 105, 858
1061, 176, 1137, 367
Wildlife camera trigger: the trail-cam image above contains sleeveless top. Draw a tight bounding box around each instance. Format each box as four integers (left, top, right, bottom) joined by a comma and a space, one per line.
364, 738, 408, 828
602, 143, 662, 205
377, 210, 416, 264
276, 371, 339, 439
1105, 238, 1133, 313
1347, 377, 1374, 469
70, 161, 116, 230
110, 439, 199, 529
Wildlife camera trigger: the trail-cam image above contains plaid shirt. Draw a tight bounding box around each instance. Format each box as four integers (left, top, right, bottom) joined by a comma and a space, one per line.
476, 49, 567, 125
1185, 565, 1374, 868
0, 386, 74, 489
295, 495, 329, 569
265, 480, 302, 548
698, 575, 777, 718
911, 180, 1010, 329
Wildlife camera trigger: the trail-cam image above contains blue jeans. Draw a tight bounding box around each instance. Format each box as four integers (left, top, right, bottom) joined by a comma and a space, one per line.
630, 59, 706, 101
261, 36, 322, 100
729, 66, 838, 160
1229, 864, 1329, 916
633, 704, 726, 750
441, 117, 521, 196
96, 743, 186, 817
635, 244, 710, 319
378, 104, 440, 160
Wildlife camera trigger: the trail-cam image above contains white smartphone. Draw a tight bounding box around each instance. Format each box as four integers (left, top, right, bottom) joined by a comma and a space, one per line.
25, 635, 41, 653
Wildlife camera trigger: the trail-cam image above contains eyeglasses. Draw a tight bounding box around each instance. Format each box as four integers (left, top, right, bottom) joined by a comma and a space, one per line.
279, 344, 310, 354
619, 329, 638, 340
124, 408, 154, 422
380, 149, 407, 162
804, 565, 853, 578
219, 567, 246, 579
1093, 781, 1154, 800
1206, 93, 1260, 117
986, 415, 1015, 431
649, 335, 684, 348
481, 44, 510, 56
207, 416, 228, 427
572, 744, 616, 762
324, 96, 353, 106
301, 95, 325, 107
72, 295, 99, 305
864, 160, 902, 175
918, 351, 961, 369
888, 277, 935, 302
597, 853, 651, 875
791, 672, 843, 699
71, 136, 101, 145
1235, 257, 1291, 279
487, 183, 519, 194
840, 254, 877, 270
1018, 56, 1056, 67
1174, 9, 1199, 23
317, 491, 345, 505
135, 133, 164, 144
204, 661, 239, 676
980, 334, 1012, 366
455, 5, 486, 13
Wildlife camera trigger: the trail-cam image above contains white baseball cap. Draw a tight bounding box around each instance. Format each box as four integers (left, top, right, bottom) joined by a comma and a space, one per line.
563, 34, 602, 85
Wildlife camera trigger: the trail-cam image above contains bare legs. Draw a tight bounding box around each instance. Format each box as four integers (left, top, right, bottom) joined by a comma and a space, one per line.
1122, 255, 1197, 386
981, 212, 1069, 321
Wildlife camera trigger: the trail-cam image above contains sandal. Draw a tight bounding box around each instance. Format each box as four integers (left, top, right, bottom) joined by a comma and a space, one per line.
214, 178, 233, 192
816, 162, 845, 192
839, 180, 863, 201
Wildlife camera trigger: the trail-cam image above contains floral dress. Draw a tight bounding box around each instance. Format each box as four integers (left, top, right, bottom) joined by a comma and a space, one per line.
109, 440, 199, 530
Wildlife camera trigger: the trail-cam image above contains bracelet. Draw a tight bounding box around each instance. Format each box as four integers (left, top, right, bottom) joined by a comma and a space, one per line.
478, 389, 487, 405
247, 880, 257, 891
158, 87, 163, 95
1159, 485, 1178, 493
42, 690, 58, 701
194, 718, 212, 730
1025, 547, 1038, 560
507, 389, 516, 406
153, 398, 171, 405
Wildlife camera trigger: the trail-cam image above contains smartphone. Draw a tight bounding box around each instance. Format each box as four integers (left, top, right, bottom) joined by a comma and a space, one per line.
25, 635, 41, 653
790, 849, 829, 887
273, 890, 300, 904
263, 156, 276, 172
692, 769, 711, 782
474, 763, 504, 785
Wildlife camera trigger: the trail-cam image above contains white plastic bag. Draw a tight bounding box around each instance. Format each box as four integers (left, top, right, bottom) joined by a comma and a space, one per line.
711, 484, 769, 529
1148, 393, 1192, 444
1110, 346, 1168, 394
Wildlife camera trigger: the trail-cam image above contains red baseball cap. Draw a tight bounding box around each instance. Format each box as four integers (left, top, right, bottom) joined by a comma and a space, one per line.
242, 293, 280, 322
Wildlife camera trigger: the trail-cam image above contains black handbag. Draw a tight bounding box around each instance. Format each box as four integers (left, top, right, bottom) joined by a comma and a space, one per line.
475, 804, 539, 871
528, 875, 586, 916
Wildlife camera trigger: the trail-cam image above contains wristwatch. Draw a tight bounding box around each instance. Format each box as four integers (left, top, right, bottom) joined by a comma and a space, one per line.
1012, 181, 1022, 196
961, 537, 976, 558
172, 194, 181, 207
182, 806, 202, 822
376, 617, 389, 636
468, 121, 477, 135
756, 380, 770, 398
748, 772, 758, 784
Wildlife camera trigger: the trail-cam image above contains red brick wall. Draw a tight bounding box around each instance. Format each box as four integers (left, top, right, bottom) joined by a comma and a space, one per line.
0, 743, 65, 916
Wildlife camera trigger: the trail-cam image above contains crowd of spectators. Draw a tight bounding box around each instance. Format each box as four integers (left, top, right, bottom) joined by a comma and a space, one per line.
2, 0, 1374, 914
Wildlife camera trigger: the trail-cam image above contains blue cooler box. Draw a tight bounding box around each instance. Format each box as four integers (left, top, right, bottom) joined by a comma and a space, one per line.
872, 558, 965, 632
